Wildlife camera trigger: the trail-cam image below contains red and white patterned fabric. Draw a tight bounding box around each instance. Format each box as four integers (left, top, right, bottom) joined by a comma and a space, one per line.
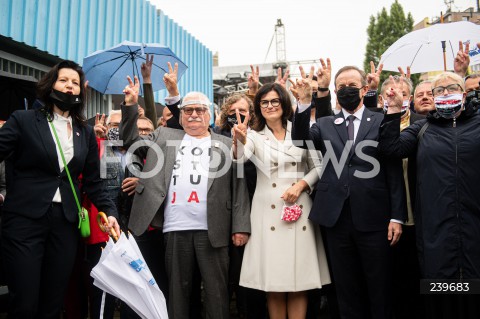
281, 203, 302, 222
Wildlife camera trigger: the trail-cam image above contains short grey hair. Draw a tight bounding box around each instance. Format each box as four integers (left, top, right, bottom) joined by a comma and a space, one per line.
414, 81, 433, 96
380, 76, 413, 96
179, 91, 212, 116
106, 110, 122, 125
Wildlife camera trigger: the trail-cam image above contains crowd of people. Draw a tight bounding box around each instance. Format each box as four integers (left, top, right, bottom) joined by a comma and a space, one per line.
0, 40, 480, 319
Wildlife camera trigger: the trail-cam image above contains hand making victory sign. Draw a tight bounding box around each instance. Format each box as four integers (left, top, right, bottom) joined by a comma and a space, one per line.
123, 75, 140, 105
289, 65, 314, 105
367, 61, 383, 91
248, 64, 260, 96
231, 108, 250, 159
94, 113, 107, 138
275, 67, 290, 89
384, 75, 404, 114
454, 41, 470, 77
397, 66, 411, 79
163, 61, 179, 97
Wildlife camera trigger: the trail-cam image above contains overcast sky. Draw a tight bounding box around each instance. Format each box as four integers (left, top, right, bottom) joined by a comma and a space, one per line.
149, 0, 477, 76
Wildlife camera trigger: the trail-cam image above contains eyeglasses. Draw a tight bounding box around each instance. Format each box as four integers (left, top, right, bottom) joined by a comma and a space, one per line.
182, 107, 208, 115
260, 98, 281, 108
138, 128, 153, 135
432, 84, 462, 96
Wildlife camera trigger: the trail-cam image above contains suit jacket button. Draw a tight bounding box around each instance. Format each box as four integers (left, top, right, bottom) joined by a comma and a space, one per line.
299, 204, 303, 209
272, 183, 276, 187
271, 204, 275, 209
274, 162, 278, 166
292, 162, 296, 166
161, 193, 165, 197
303, 226, 306, 231
344, 185, 348, 189
348, 164, 352, 167
271, 226, 275, 231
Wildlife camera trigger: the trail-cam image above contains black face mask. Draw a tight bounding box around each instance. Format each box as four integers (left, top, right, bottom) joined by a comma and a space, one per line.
337, 87, 362, 112
226, 113, 246, 127
166, 117, 183, 130
49, 88, 82, 112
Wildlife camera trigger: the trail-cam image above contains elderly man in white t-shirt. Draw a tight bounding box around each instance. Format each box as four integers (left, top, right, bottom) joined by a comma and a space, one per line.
120, 74, 251, 319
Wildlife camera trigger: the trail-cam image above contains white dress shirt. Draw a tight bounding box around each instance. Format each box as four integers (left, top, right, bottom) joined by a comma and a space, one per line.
341, 106, 365, 143
48, 112, 74, 203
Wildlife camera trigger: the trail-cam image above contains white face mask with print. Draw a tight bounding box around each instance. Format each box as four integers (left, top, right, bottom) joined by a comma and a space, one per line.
383, 100, 410, 115
434, 93, 464, 119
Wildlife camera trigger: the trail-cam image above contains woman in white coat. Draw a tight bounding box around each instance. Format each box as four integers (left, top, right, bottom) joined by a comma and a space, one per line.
233, 82, 330, 319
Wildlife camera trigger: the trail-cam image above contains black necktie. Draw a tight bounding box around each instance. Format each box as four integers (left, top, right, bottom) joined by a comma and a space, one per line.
347, 115, 355, 141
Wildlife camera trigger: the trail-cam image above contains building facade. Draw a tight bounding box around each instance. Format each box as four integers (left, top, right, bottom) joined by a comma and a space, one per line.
0, 0, 213, 119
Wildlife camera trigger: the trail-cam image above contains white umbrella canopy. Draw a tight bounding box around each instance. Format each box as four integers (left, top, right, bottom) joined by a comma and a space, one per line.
91, 233, 168, 319
380, 21, 480, 74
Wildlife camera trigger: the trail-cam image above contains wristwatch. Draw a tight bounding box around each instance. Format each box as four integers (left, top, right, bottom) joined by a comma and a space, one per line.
317, 87, 329, 92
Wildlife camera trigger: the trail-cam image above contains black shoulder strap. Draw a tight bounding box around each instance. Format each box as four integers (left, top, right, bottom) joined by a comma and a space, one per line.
417, 121, 430, 142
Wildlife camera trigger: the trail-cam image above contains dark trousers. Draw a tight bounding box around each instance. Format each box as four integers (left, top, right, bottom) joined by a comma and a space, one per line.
324, 201, 392, 319
164, 230, 229, 319
2, 204, 79, 319
392, 225, 424, 319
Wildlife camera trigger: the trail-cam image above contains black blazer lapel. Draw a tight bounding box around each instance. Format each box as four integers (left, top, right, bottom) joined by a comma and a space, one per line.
35, 111, 60, 174
69, 124, 83, 174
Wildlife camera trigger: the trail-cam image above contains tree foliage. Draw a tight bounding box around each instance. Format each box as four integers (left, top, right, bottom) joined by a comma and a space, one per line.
364, 1, 417, 86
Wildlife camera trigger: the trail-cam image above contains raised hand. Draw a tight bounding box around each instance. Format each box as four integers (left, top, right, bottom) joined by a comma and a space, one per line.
141, 53, 154, 84
367, 61, 383, 91
248, 65, 260, 96
232, 108, 249, 146
137, 105, 145, 117
214, 108, 221, 127
163, 62, 179, 97
275, 67, 290, 89
123, 75, 140, 105
397, 66, 411, 79
384, 75, 403, 113
294, 66, 314, 105
94, 113, 107, 138
288, 78, 299, 100
454, 41, 470, 77
316, 58, 332, 90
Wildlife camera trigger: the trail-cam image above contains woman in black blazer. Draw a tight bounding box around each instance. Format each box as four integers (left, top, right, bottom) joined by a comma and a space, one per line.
0, 60, 120, 318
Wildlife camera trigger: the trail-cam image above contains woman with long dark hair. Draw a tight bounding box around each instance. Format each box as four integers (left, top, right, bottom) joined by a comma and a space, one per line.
233, 82, 330, 318
0, 60, 119, 318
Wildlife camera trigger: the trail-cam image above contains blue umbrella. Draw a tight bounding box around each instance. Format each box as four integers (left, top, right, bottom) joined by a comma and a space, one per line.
82, 41, 188, 94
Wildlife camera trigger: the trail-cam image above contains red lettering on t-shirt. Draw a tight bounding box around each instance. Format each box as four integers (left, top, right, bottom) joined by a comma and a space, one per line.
187, 191, 199, 203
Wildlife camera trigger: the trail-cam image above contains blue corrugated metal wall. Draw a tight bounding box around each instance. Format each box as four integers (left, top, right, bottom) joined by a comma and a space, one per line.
0, 0, 213, 102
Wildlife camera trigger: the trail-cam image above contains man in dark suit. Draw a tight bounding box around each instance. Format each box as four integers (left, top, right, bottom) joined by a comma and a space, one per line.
291, 66, 406, 319
120, 76, 251, 319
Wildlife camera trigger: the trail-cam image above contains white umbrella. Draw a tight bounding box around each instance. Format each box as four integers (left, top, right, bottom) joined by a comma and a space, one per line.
91, 233, 168, 319
380, 21, 480, 74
